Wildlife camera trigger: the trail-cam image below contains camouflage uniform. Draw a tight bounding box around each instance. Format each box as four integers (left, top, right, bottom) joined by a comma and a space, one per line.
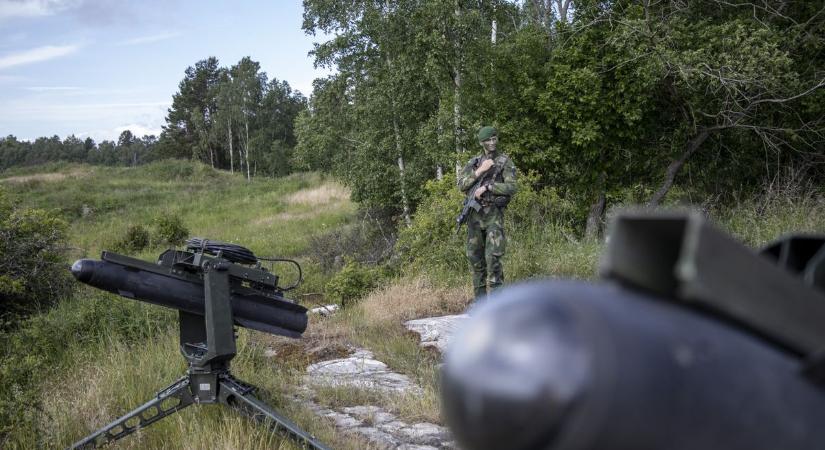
457, 149, 517, 299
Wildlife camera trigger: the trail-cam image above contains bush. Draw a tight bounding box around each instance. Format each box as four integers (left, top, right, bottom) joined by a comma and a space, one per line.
325, 259, 384, 305
396, 177, 467, 280
0, 187, 72, 326
0, 290, 173, 445
308, 207, 397, 271
153, 214, 189, 246
713, 172, 825, 247
397, 172, 599, 283
114, 224, 150, 252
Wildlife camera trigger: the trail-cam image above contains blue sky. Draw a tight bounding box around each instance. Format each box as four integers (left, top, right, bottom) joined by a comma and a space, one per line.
0, 0, 332, 142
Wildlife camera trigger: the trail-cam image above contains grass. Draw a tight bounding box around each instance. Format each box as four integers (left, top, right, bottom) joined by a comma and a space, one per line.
1, 160, 354, 294
3, 160, 825, 449
265, 276, 472, 427
0, 161, 365, 449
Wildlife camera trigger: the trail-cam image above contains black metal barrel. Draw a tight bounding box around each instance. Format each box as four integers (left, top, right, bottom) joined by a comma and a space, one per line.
71, 256, 308, 338
441, 281, 825, 450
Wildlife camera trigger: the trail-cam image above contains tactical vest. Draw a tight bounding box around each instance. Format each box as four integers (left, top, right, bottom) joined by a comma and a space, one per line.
472, 154, 512, 209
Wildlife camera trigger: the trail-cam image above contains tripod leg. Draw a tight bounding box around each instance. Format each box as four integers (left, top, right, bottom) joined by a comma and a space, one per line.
69, 376, 194, 450
218, 376, 331, 450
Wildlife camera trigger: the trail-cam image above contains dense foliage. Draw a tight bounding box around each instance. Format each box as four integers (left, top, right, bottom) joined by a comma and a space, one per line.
0, 187, 73, 327
296, 0, 825, 231
157, 56, 308, 178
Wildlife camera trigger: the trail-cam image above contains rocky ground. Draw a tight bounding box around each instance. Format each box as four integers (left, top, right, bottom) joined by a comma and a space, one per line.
292, 311, 469, 449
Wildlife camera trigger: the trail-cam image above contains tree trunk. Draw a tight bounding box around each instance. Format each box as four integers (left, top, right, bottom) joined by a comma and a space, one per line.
555, 0, 571, 24
648, 129, 710, 207
454, 74, 463, 175
454, 0, 464, 175
397, 156, 412, 227
228, 116, 234, 174
244, 121, 251, 181
391, 98, 412, 227
585, 173, 606, 240
436, 100, 445, 180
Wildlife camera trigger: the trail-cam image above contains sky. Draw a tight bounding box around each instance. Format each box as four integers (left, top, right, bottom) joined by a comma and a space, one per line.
0, 0, 333, 142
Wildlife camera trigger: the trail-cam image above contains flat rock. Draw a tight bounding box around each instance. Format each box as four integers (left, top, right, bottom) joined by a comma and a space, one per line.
298, 396, 454, 449
404, 315, 469, 352
305, 348, 421, 394
298, 346, 455, 448
309, 304, 340, 316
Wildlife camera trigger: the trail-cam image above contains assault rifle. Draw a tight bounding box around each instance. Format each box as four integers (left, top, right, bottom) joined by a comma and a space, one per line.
68, 238, 329, 450
455, 158, 503, 233
442, 212, 825, 450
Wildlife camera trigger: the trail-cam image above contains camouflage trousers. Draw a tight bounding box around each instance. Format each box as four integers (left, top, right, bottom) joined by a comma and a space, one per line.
465, 206, 506, 299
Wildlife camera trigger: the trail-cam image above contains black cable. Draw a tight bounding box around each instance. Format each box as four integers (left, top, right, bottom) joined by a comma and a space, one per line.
185, 238, 303, 291
258, 256, 303, 291
185, 237, 258, 265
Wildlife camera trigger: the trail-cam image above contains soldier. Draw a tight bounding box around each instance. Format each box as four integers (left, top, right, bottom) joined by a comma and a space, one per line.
457, 126, 517, 299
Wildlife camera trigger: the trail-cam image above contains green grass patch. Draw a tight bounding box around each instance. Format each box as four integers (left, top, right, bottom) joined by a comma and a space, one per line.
0, 161, 361, 448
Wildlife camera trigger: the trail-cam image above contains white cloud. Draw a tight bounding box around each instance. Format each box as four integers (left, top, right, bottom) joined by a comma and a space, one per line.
0, 96, 169, 141
117, 31, 181, 46
0, 0, 78, 20
7, 101, 170, 118
0, 44, 80, 70
25, 85, 81, 91
113, 123, 160, 137
0, 74, 24, 83
79, 123, 162, 142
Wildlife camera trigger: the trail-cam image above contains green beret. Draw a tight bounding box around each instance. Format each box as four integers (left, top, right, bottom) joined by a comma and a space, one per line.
477, 126, 497, 142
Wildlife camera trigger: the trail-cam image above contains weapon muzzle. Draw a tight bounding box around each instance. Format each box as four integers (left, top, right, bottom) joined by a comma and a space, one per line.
442, 282, 590, 450
71, 259, 98, 284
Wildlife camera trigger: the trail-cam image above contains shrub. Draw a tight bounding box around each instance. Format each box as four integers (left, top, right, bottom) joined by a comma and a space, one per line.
325, 259, 383, 305
396, 177, 466, 279
397, 172, 597, 282
153, 214, 189, 246
308, 207, 396, 271
0, 187, 72, 326
713, 172, 825, 247
114, 224, 150, 252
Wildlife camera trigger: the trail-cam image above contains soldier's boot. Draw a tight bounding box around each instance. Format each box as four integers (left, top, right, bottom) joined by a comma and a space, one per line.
471, 264, 488, 299
486, 253, 504, 293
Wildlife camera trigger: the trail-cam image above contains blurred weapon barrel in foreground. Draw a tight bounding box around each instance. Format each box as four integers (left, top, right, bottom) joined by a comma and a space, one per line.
71, 249, 307, 337
441, 212, 825, 450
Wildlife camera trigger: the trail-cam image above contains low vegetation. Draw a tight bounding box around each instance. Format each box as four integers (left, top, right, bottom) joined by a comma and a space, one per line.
2, 160, 824, 449
0, 162, 361, 448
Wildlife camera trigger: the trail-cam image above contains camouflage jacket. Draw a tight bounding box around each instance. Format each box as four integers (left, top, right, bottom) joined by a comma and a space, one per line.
457, 152, 518, 199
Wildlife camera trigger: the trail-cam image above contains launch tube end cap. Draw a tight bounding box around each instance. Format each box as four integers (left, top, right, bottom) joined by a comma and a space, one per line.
71, 259, 96, 283
441, 282, 592, 450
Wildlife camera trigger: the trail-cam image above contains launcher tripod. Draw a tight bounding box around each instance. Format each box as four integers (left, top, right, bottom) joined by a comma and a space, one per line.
69, 242, 329, 450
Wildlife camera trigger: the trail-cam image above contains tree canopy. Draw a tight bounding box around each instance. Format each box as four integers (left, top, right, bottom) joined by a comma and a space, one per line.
295, 0, 825, 226
4, 1, 823, 232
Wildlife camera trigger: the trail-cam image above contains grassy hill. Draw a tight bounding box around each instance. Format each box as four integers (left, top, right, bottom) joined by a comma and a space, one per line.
2, 161, 825, 449
0, 161, 371, 449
